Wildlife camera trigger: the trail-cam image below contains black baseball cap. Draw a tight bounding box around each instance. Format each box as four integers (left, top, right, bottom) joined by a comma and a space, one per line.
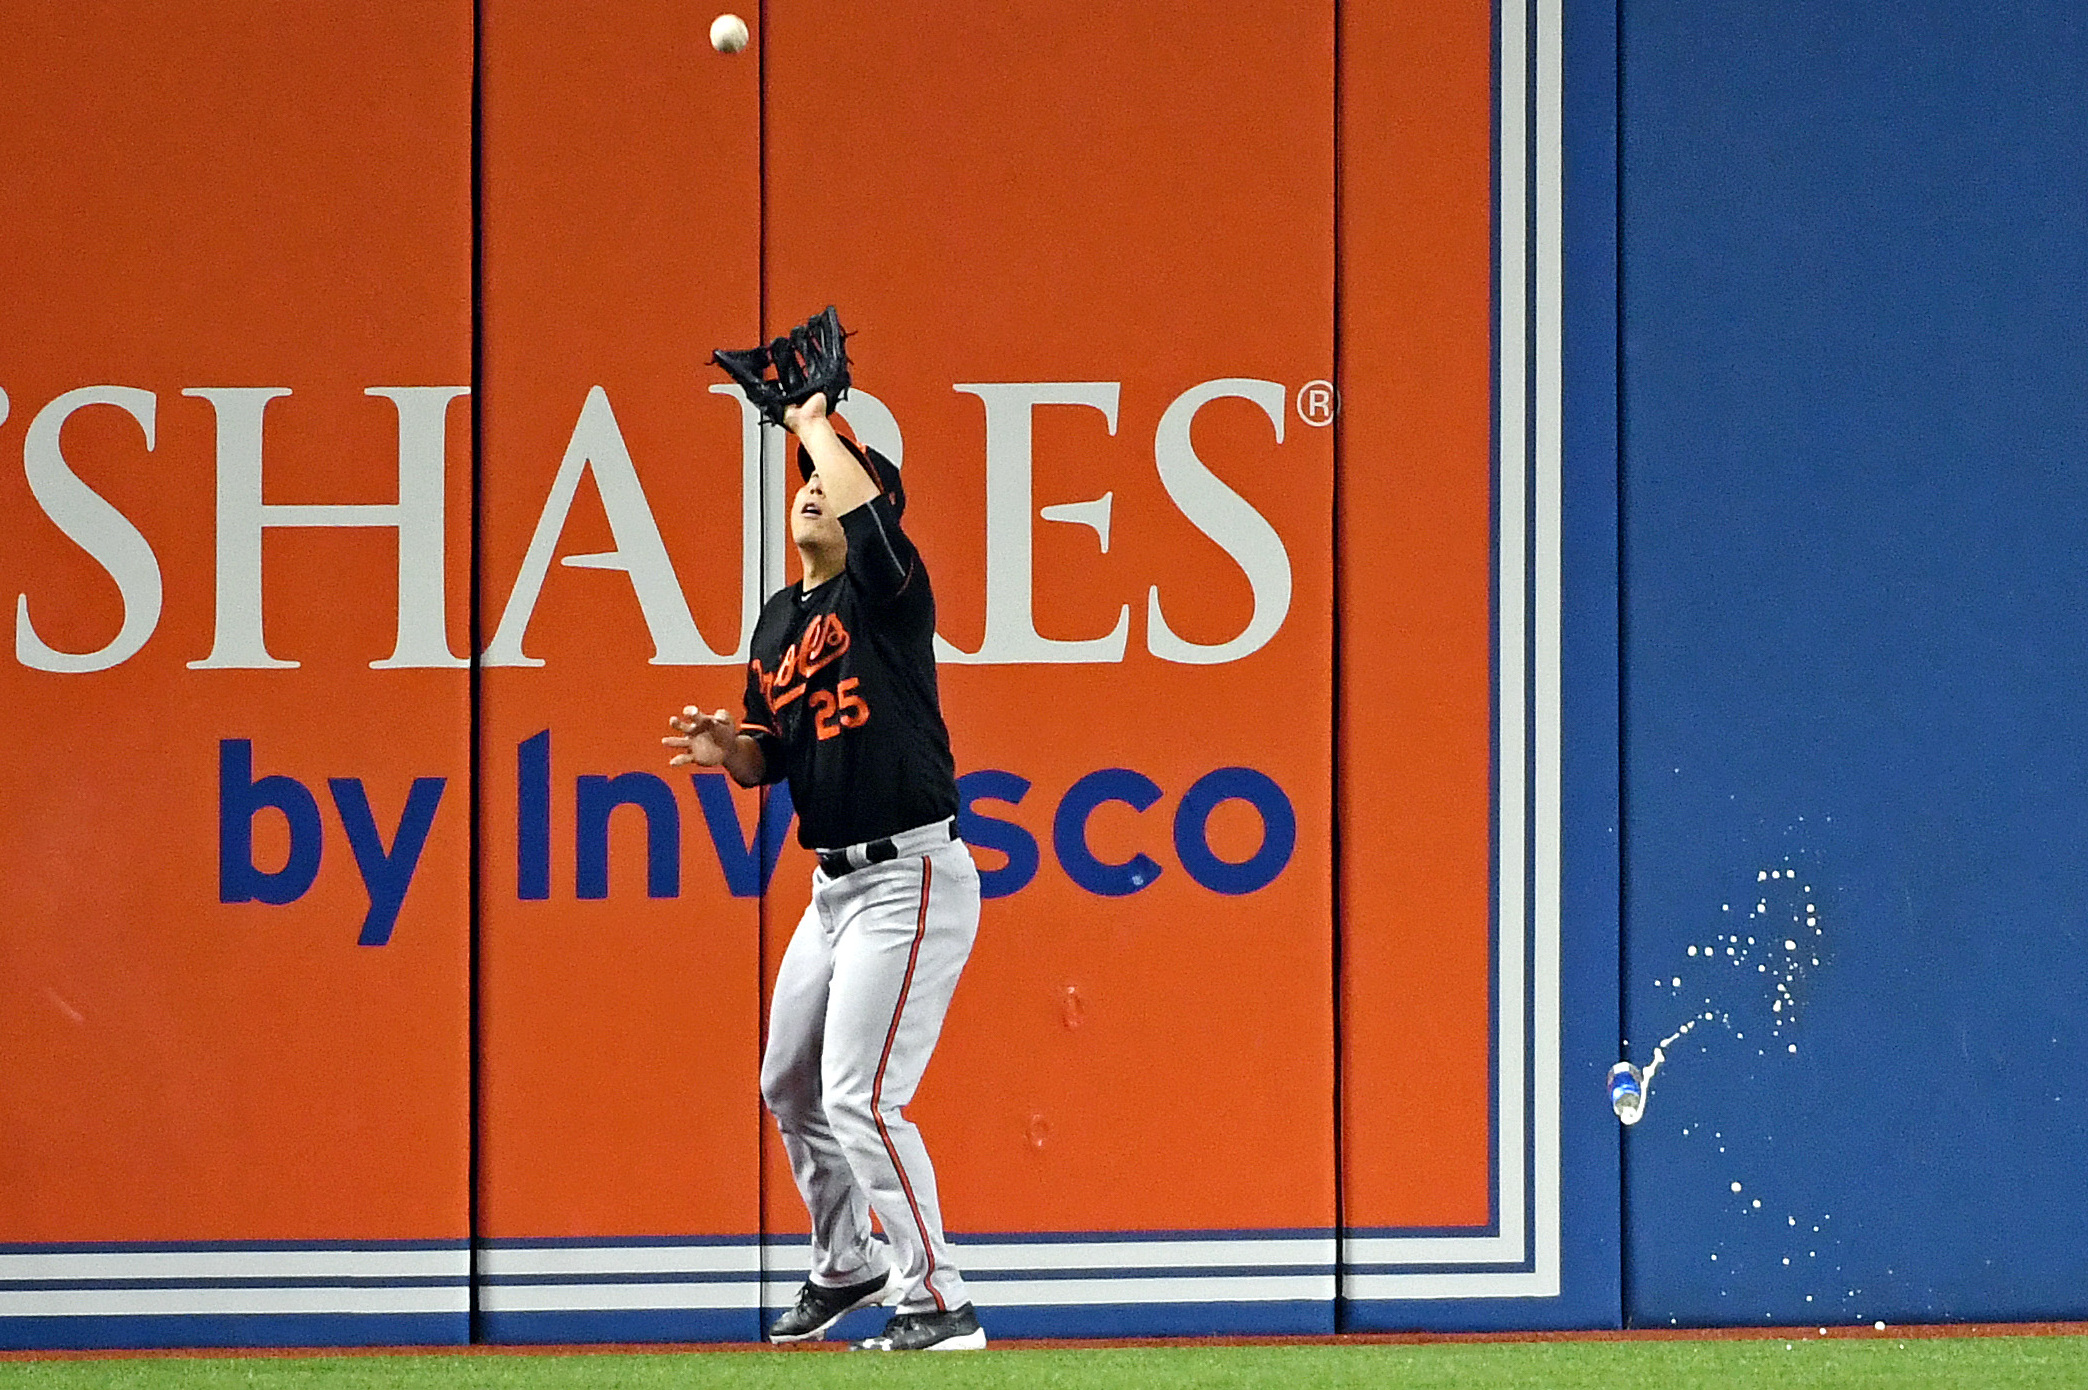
796, 435, 905, 518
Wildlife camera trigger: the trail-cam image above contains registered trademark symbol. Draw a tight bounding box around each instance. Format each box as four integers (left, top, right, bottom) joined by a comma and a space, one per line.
1295, 380, 1337, 427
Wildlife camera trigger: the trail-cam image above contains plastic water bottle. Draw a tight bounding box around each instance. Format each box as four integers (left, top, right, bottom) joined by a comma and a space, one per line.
1608, 1061, 1645, 1125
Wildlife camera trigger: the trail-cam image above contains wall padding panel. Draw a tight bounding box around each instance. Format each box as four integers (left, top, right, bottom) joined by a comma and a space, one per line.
475, 0, 766, 1344
0, 0, 475, 1349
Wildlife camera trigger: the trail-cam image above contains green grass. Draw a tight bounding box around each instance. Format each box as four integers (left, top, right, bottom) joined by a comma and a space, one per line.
4, 1340, 2087, 1390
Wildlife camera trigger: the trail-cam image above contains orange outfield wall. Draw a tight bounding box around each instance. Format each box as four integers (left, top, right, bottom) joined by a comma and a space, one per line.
760, 0, 1338, 1240
0, 0, 473, 1261
0, 0, 1510, 1347
1338, 0, 1498, 1230
473, 0, 766, 1341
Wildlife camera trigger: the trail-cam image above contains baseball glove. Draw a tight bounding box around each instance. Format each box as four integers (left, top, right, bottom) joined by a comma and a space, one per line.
712, 305, 852, 427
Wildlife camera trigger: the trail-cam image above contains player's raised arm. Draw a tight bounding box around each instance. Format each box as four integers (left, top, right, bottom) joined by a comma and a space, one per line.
785, 394, 879, 515
785, 399, 918, 601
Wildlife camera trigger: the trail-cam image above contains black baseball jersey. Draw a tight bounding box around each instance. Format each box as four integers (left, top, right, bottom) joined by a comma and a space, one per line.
740, 493, 959, 849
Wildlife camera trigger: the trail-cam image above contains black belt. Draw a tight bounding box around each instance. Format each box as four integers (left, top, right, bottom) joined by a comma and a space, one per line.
817, 842, 896, 878
816, 819, 955, 879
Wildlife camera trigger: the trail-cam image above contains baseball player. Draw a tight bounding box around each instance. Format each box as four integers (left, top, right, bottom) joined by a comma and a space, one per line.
666, 310, 985, 1352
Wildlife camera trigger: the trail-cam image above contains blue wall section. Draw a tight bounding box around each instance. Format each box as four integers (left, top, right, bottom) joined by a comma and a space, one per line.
1562, 0, 1625, 1331
1620, 0, 2088, 1326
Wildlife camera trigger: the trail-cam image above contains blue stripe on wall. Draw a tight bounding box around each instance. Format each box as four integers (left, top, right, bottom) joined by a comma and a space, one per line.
473, 1309, 760, 1345
0, 1313, 466, 1352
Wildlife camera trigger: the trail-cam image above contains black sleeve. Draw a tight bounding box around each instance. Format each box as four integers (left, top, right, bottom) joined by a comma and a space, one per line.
839, 493, 920, 603
738, 658, 788, 785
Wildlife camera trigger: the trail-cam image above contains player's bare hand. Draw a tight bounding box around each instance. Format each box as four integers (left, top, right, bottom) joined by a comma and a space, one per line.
782, 392, 829, 435
664, 706, 736, 767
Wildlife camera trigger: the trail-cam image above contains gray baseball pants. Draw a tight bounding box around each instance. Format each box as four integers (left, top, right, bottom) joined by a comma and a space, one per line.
760, 830, 979, 1314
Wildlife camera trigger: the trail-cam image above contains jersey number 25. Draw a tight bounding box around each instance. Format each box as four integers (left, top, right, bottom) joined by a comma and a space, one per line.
810, 676, 870, 742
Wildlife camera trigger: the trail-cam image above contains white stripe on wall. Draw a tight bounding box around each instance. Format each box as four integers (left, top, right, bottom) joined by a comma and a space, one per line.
0, 1246, 467, 1320
0, 1232, 1472, 1321
477, 1282, 757, 1313
760, 1235, 1334, 1274
487, 1275, 1326, 1315
481, 1236, 1334, 1313
1344, 1269, 1561, 1301
0, 1285, 465, 1318
0, 1248, 465, 1283
1493, 0, 1532, 1281
1343, 1234, 1526, 1264
961, 1237, 1332, 1272
477, 1245, 757, 1277
1530, 0, 1567, 1304
971, 1275, 1334, 1307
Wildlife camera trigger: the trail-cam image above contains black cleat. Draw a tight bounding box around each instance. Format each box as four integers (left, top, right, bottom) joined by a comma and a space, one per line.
849, 1301, 986, 1351
766, 1270, 892, 1342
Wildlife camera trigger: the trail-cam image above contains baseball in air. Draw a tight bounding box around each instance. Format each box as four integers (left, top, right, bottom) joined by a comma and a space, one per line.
710, 14, 749, 53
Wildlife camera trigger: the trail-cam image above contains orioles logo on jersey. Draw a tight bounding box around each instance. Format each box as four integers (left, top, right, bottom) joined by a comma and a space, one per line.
754, 612, 851, 713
